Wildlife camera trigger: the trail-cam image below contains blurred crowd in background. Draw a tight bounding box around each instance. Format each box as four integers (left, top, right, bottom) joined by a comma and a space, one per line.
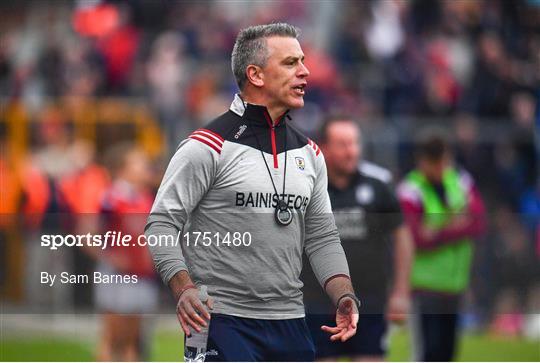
1, 0, 539, 339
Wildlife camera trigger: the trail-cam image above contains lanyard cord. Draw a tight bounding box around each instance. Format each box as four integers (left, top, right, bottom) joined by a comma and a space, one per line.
248, 118, 288, 199
237, 95, 288, 201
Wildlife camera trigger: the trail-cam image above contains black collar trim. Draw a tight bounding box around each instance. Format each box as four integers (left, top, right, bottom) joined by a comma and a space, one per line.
229, 94, 290, 127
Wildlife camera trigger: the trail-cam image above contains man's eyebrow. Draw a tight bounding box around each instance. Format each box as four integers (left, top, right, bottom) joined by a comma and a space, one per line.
282, 55, 305, 63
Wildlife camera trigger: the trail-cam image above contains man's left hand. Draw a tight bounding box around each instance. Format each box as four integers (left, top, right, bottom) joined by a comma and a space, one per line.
321, 297, 359, 342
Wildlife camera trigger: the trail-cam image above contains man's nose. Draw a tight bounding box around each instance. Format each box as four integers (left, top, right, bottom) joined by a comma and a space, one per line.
298, 62, 310, 78
346, 145, 359, 158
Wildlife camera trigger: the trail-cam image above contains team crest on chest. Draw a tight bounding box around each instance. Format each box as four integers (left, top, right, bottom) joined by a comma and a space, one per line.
295, 157, 306, 171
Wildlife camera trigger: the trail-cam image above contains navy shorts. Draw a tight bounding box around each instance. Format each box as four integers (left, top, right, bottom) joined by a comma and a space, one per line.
198, 313, 315, 362
306, 313, 387, 358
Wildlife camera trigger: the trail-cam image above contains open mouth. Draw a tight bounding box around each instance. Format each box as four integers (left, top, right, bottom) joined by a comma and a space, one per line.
292, 84, 306, 96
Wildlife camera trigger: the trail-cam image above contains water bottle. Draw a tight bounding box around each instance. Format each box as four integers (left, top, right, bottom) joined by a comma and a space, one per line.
184, 285, 210, 362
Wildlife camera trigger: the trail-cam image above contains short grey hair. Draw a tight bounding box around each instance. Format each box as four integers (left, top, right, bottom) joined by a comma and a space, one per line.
231, 23, 300, 90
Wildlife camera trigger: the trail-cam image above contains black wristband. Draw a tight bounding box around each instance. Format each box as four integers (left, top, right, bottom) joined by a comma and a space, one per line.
336, 293, 361, 311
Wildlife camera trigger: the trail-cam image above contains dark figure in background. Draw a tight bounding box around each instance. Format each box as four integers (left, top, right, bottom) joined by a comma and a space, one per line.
397, 130, 486, 361
303, 117, 414, 361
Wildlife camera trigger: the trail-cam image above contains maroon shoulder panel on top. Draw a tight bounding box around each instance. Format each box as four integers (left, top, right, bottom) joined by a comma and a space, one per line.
188, 128, 224, 154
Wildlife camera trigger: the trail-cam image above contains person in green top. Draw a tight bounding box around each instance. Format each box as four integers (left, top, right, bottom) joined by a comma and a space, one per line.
397, 130, 486, 361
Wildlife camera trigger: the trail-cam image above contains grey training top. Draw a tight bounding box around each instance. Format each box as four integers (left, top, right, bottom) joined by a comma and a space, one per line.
145, 95, 350, 319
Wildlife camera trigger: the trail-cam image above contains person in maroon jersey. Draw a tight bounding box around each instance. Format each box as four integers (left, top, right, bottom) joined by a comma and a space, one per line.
84, 143, 158, 361
397, 131, 486, 361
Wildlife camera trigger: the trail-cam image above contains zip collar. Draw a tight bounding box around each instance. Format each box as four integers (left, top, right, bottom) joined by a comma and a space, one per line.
229, 94, 290, 127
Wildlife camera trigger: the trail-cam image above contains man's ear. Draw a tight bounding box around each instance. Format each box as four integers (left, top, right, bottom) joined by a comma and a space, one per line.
246, 65, 264, 88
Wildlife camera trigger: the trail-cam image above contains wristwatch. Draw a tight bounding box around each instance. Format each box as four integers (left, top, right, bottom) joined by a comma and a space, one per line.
336, 293, 361, 312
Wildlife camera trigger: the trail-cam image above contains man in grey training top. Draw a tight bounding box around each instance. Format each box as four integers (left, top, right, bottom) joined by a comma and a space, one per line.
145, 23, 359, 361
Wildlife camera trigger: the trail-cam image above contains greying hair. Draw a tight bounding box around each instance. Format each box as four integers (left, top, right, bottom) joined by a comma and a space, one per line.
231, 23, 300, 90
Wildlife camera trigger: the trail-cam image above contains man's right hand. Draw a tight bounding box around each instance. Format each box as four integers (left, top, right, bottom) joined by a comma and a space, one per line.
176, 287, 214, 337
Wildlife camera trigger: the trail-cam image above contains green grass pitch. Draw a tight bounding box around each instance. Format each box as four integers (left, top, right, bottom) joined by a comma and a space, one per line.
1, 330, 539, 361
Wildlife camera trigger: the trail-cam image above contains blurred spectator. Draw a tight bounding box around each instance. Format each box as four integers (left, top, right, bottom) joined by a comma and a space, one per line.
57, 139, 110, 307
73, 2, 141, 94
0, 34, 10, 96
0, 136, 49, 300
83, 143, 157, 361
492, 92, 538, 209
58, 139, 110, 214
420, 36, 461, 115
24, 112, 75, 309
380, 34, 424, 117
463, 32, 512, 117
32, 108, 75, 181
146, 32, 187, 116
489, 204, 537, 336
510, 92, 537, 189
520, 183, 540, 242
453, 113, 497, 197
60, 38, 104, 98
398, 130, 486, 361
146, 31, 191, 149
364, 1, 405, 61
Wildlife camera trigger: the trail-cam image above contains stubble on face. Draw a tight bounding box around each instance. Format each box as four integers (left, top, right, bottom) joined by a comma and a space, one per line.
262, 36, 309, 116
